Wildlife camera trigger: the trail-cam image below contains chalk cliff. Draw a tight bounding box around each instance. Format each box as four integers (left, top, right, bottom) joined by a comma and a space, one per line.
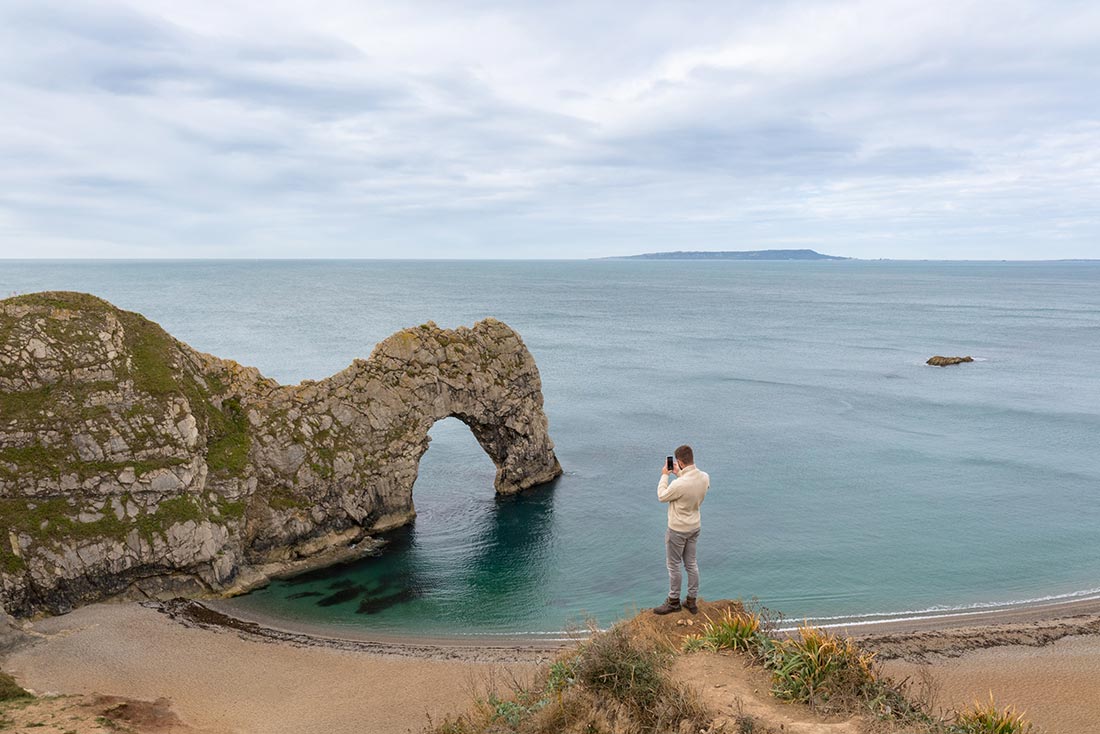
0, 292, 561, 617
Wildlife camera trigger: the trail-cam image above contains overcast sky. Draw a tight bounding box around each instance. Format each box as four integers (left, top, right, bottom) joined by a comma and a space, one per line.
1, 0, 1098, 259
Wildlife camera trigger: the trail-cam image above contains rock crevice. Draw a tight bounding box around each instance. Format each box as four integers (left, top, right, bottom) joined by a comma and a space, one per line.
0, 292, 561, 616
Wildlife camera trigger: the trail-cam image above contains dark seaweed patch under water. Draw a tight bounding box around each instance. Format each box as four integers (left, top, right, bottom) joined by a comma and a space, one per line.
316, 586, 368, 607
357, 588, 420, 615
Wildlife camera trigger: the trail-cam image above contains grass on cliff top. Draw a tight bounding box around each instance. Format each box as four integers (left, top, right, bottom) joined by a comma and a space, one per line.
0, 291, 252, 479
428, 601, 1033, 734
3, 291, 115, 313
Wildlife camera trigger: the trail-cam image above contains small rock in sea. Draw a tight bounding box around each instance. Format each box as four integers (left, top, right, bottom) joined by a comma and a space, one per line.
927, 355, 974, 367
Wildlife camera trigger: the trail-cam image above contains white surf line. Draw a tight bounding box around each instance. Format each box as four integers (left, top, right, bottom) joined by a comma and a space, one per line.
777, 589, 1100, 633
367, 586, 1100, 639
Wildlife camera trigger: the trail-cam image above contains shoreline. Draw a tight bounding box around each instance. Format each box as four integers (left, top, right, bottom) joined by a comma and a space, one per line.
203, 599, 579, 647
154, 598, 564, 663
194, 592, 1100, 655
819, 596, 1100, 650
9, 587, 1100, 658
795, 590, 1100, 631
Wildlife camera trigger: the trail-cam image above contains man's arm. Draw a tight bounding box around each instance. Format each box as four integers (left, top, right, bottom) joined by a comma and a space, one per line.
657, 473, 683, 503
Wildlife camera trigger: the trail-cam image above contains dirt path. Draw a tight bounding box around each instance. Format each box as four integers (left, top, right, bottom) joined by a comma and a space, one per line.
675, 652, 865, 734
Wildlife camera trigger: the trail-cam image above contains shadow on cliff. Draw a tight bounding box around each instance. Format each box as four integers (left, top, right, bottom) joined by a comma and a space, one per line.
270, 478, 560, 618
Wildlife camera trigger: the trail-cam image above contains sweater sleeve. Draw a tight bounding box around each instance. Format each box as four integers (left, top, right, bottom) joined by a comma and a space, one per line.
657, 475, 683, 503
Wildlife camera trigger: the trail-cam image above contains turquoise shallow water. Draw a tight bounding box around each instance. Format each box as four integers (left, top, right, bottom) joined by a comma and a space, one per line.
4, 260, 1100, 636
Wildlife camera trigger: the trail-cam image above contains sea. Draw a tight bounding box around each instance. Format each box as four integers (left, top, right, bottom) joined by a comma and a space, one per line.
3, 259, 1099, 639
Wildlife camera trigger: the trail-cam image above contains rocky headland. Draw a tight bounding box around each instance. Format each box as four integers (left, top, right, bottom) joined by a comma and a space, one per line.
0, 292, 561, 618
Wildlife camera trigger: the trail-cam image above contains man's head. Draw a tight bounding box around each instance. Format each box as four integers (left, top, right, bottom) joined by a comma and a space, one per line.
674, 444, 694, 468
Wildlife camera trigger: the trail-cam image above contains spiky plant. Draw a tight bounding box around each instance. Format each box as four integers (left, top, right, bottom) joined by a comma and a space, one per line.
764, 623, 877, 708
951, 694, 1032, 733
681, 633, 717, 653
700, 609, 763, 652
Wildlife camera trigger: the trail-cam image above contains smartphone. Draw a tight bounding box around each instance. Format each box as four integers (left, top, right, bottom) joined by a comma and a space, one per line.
666, 456, 675, 471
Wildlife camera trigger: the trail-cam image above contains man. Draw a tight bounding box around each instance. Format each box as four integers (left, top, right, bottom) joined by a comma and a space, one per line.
653, 444, 710, 615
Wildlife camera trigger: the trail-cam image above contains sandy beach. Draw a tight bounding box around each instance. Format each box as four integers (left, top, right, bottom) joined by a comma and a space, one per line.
884, 636, 1100, 733
3, 598, 1100, 733
2, 602, 548, 734
847, 600, 1100, 733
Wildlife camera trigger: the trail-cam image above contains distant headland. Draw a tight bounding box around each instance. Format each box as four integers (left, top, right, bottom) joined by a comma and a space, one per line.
600, 249, 850, 261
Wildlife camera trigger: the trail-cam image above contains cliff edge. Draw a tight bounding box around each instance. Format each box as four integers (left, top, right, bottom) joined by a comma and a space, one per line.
0, 292, 561, 617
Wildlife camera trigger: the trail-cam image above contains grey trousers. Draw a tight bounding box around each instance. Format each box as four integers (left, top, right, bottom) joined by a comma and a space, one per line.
665, 527, 700, 600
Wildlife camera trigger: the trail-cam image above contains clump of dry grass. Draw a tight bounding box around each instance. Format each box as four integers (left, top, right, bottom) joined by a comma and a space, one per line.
427, 623, 711, 734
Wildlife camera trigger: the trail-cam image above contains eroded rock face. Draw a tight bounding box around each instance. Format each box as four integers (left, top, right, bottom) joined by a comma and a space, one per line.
0, 292, 561, 617
0, 602, 26, 653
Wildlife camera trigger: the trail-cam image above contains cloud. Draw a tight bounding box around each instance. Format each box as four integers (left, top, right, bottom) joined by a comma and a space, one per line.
0, 0, 1098, 258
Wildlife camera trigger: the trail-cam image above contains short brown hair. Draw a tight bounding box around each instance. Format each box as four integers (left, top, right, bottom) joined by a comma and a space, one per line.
674, 444, 694, 466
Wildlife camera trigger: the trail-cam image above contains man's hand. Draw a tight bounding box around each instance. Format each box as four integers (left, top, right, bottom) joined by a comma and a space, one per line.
661, 460, 670, 477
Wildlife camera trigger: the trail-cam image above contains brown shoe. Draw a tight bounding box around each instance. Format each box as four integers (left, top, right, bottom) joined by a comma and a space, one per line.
652, 597, 682, 615
684, 597, 698, 614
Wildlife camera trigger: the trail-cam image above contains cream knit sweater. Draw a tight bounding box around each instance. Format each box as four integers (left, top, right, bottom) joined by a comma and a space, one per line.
657, 464, 710, 532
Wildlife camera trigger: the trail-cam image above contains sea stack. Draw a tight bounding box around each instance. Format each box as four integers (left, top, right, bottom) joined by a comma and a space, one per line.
0, 292, 562, 617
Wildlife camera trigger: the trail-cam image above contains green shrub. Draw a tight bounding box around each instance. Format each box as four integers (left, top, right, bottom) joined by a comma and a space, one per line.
488, 693, 544, 728
546, 657, 578, 693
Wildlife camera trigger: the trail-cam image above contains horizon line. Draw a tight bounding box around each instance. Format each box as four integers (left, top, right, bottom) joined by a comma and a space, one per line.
2, 257, 1099, 263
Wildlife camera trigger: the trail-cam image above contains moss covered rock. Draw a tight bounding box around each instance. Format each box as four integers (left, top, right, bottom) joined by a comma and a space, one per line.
0, 292, 561, 617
